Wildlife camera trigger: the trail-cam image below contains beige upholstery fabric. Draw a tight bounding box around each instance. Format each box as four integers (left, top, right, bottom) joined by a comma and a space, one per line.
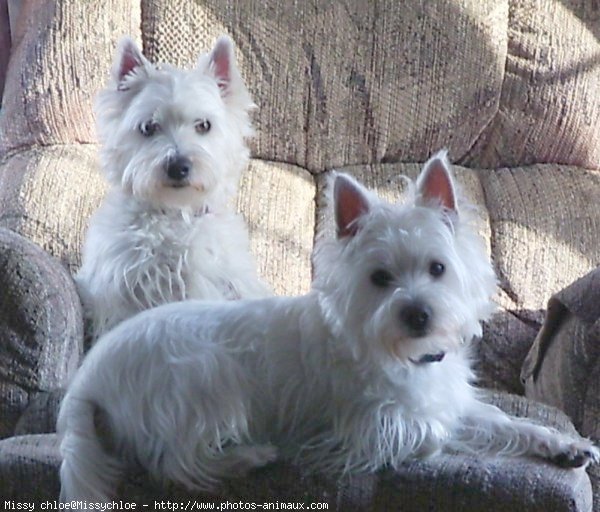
480, 165, 600, 314
0, 1, 141, 152
466, 0, 600, 170
141, 0, 508, 171
0, 145, 105, 272
237, 161, 315, 296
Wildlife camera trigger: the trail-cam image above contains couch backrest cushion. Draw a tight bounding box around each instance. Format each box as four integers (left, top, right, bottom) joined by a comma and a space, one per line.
0, 1, 141, 153
140, 0, 509, 172
3, 1, 599, 172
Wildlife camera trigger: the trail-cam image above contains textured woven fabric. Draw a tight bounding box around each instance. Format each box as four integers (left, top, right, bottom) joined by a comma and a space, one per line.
0, 144, 106, 272
522, 267, 600, 436
480, 165, 600, 314
1, 394, 592, 511
377, 454, 591, 512
1, 0, 600, 509
0, 0, 141, 153
14, 389, 66, 437
474, 308, 540, 394
237, 161, 315, 296
0, 434, 61, 500
141, 0, 508, 171
0, 229, 82, 439
465, 0, 600, 170
521, 269, 600, 511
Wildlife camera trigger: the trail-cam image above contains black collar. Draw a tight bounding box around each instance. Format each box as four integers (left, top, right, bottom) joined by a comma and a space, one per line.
411, 352, 446, 365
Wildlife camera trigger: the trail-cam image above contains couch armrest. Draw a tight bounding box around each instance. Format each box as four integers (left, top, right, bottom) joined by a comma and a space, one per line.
521, 267, 600, 438
0, 228, 83, 438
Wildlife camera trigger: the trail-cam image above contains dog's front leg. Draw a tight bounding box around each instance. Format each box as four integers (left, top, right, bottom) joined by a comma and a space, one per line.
446, 401, 599, 468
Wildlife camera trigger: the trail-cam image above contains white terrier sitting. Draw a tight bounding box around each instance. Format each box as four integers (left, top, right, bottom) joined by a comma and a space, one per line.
59, 152, 599, 503
76, 36, 270, 342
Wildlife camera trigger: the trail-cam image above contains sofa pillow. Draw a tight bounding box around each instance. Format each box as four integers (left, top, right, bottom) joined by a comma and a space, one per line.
0, 229, 82, 439
522, 266, 600, 438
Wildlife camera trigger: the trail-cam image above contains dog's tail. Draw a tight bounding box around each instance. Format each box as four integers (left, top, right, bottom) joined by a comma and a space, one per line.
58, 395, 122, 506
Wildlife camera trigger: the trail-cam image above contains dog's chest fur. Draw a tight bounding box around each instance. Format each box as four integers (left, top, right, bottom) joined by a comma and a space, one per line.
76, 191, 262, 338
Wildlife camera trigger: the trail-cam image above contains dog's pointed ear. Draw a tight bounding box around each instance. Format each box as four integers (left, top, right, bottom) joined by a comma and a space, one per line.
416, 150, 457, 214
198, 35, 255, 113
208, 36, 233, 87
113, 37, 149, 88
204, 36, 238, 94
334, 174, 371, 238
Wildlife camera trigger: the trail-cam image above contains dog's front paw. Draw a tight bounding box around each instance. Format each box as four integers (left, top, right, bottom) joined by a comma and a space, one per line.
551, 441, 600, 469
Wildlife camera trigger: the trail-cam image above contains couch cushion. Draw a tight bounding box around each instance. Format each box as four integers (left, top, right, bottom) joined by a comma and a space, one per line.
237, 161, 315, 295
480, 165, 600, 315
141, 0, 508, 171
14, 389, 66, 437
0, 0, 141, 153
1, 394, 593, 511
475, 309, 539, 394
0, 434, 61, 500
522, 267, 600, 437
0, 145, 105, 273
479, 165, 600, 391
466, 0, 600, 170
0, 229, 82, 439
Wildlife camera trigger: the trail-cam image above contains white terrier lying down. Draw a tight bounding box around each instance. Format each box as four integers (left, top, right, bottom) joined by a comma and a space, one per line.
77, 35, 270, 342
59, 152, 599, 504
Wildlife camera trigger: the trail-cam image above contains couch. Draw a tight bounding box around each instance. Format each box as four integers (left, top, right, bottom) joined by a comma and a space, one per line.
1, 1, 599, 510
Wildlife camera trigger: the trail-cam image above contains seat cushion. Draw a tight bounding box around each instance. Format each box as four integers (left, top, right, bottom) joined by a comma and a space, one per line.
0, 393, 593, 511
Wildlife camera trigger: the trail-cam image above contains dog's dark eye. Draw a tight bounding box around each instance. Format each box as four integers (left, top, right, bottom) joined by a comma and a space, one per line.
429, 261, 445, 277
195, 119, 211, 134
139, 120, 159, 137
370, 269, 394, 288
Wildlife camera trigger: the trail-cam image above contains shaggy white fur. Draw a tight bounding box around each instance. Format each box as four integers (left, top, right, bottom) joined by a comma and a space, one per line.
59, 152, 599, 505
77, 35, 270, 342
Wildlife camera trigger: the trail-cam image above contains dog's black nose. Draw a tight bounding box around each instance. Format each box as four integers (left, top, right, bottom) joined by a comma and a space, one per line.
166, 156, 191, 181
400, 303, 432, 337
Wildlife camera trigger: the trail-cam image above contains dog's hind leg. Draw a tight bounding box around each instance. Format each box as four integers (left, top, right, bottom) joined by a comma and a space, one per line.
58, 400, 124, 505
446, 401, 600, 468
